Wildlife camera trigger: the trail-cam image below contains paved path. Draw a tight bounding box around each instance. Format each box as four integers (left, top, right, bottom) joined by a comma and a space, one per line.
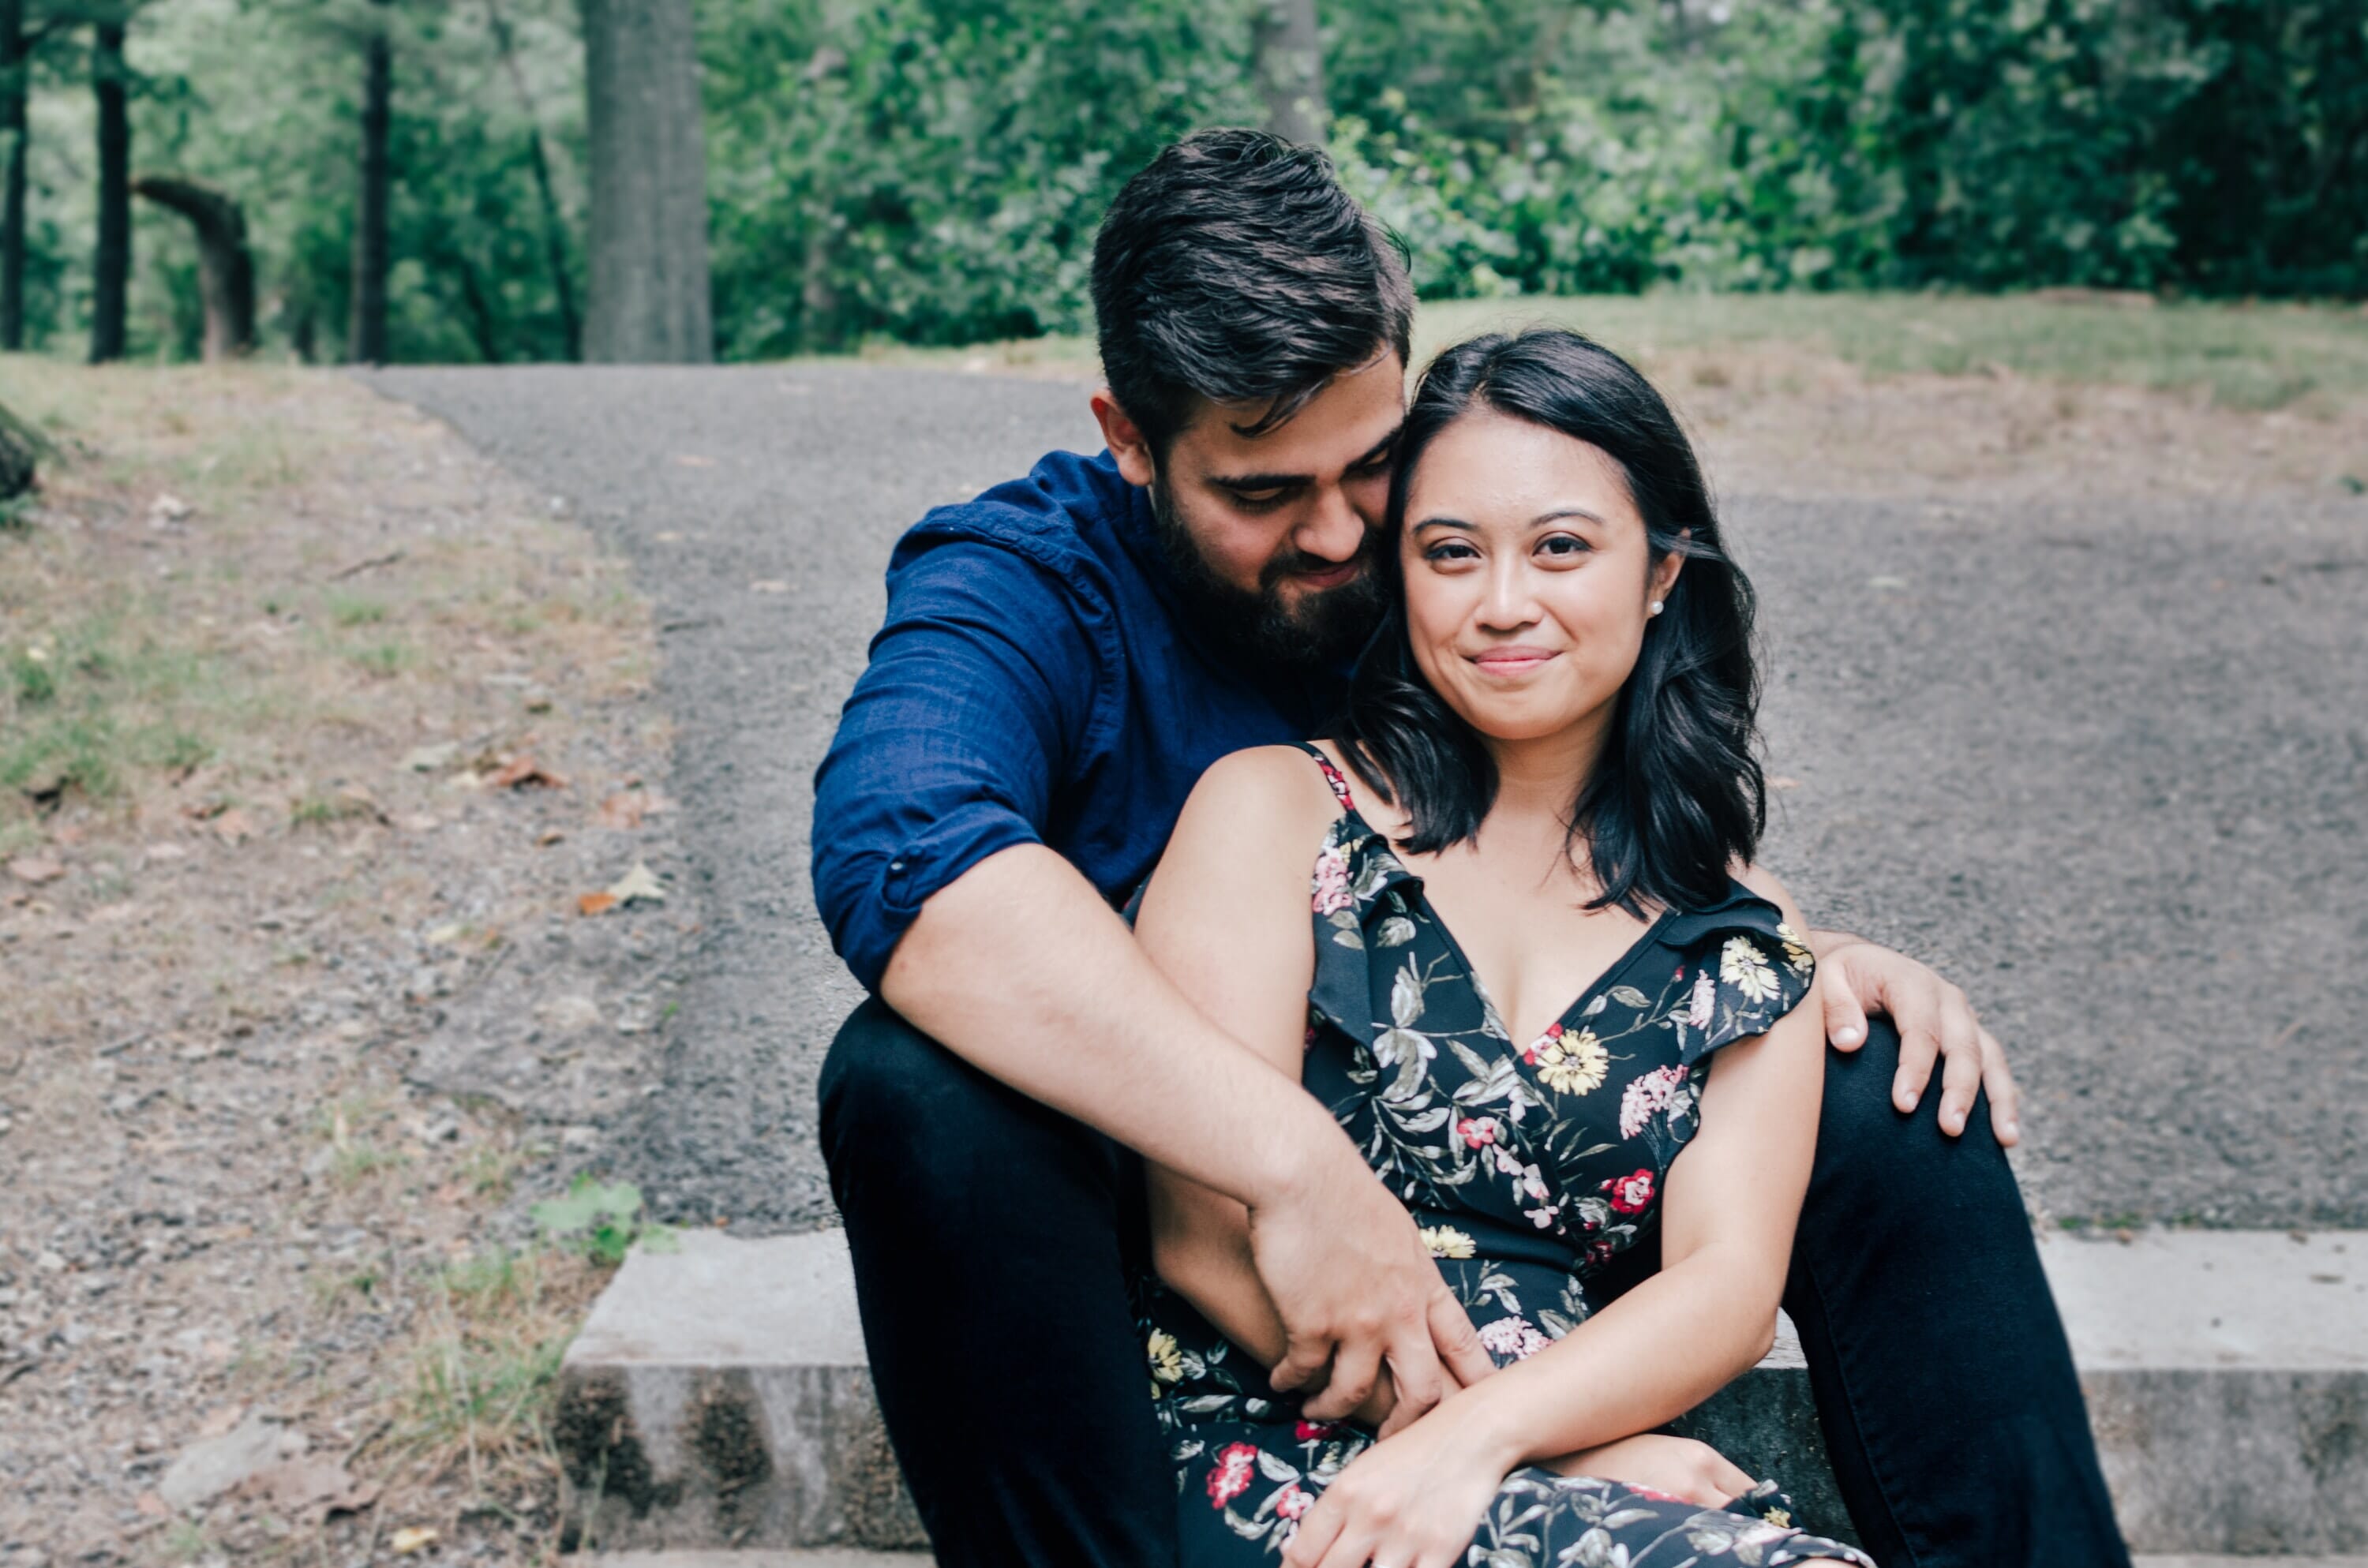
367, 365, 2368, 1229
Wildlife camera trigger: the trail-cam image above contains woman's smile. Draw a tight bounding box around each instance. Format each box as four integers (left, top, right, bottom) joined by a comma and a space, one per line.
1468, 643, 1563, 676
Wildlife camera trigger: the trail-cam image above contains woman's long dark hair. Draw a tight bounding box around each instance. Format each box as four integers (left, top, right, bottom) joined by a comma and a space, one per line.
1332, 328, 1765, 915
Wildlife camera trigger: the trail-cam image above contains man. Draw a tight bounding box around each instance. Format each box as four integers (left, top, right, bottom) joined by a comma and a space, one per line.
813, 130, 2127, 1568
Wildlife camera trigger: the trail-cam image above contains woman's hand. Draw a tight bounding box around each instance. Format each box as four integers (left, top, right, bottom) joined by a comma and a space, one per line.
1544, 1432, 1754, 1508
1281, 1390, 1516, 1568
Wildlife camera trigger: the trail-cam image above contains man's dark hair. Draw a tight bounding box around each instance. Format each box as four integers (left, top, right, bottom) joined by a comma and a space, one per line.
1333, 328, 1767, 917
1091, 129, 1414, 453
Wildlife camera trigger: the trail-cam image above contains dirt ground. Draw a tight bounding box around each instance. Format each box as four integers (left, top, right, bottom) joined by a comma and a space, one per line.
0, 366, 696, 1567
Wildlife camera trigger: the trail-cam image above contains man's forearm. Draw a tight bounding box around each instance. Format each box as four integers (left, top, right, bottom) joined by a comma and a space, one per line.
878, 842, 1350, 1208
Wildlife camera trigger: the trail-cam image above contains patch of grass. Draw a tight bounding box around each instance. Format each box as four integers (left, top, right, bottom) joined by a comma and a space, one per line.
530, 1175, 673, 1267
328, 593, 389, 627
858, 293, 2368, 414
389, 1246, 593, 1503
349, 639, 414, 677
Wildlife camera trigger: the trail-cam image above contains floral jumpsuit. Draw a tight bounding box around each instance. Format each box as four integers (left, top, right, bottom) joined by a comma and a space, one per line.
1136, 745, 1875, 1567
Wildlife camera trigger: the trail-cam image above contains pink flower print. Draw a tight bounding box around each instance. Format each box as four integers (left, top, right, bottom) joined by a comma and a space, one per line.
1208, 1442, 1261, 1509
1602, 1168, 1655, 1214
1620, 1064, 1689, 1139
1310, 844, 1353, 915
1457, 1116, 1500, 1149
1276, 1482, 1313, 1520
1295, 1420, 1337, 1442
1521, 1020, 1561, 1066
1478, 1315, 1550, 1360
1688, 967, 1718, 1031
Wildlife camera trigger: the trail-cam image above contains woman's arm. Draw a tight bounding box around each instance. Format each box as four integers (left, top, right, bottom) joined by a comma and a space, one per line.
1134, 747, 1487, 1427
1133, 747, 1351, 1367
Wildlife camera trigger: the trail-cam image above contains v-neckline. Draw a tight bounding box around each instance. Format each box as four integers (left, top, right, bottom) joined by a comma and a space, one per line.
1340, 801, 1674, 1049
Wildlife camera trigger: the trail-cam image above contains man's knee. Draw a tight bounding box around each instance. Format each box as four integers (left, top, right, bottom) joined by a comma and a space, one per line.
819, 996, 1115, 1216
1812, 1016, 2018, 1225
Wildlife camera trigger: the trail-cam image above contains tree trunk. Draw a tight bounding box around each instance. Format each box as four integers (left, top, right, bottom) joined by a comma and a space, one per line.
348, 0, 392, 364
0, 395, 43, 502
2, 0, 29, 352
486, 0, 579, 355
131, 176, 254, 360
89, 18, 130, 364
579, 0, 712, 363
1253, 0, 1326, 148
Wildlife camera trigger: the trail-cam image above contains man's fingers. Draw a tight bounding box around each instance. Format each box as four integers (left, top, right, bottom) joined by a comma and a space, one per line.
1935, 1009, 1983, 1137
1281, 1494, 1344, 1568
1268, 1331, 1334, 1395
1377, 1330, 1445, 1438
1980, 1026, 2023, 1147
1821, 962, 1870, 1052
1302, 1338, 1382, 1422
1428, 1289, 1497, 1390
1889, 982, 1943, 1113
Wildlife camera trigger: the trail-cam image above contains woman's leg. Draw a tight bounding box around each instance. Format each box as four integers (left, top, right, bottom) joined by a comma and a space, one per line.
1782, 1019, 2130, 1568
819, 997, 1178, 1568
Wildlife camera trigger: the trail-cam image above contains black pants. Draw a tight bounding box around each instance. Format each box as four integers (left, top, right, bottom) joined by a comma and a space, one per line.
819, 998, 2130, 1568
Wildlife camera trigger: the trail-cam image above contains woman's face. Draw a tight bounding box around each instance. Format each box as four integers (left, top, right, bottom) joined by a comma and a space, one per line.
1399, 410, 1682, 744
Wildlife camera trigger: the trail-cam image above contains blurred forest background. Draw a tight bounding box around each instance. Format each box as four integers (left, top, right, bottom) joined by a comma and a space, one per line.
0, 0, 2362, 369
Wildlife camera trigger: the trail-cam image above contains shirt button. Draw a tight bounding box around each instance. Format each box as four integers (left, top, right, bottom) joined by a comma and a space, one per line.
889, 860, 905, 872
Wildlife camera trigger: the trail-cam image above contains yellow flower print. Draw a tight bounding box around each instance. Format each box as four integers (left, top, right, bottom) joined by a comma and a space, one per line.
1420, 1226, 1476, 1259
1146, 1328, 1184, 1389
1721, 937, 1780, 1005
1528, 1024, 1608, 1096
1767, 1508, 1793, 1529
1775, 922, 1815, 976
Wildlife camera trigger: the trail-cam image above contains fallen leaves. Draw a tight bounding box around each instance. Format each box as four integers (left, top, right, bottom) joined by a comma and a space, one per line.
594, 790, 672, 830
236, 1455, 380, 1524
486, 755, 568, 791
578, 860, 665, 917
389, 1525, 440, 1554
213, 808, 259, 845
6, 855, 65, 885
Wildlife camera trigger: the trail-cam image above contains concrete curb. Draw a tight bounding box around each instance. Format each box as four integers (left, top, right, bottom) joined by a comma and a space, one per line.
555, 1228, 2367, 1556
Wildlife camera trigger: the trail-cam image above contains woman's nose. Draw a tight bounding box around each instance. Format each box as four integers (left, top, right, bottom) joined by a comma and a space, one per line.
1478, 557, 1537, 629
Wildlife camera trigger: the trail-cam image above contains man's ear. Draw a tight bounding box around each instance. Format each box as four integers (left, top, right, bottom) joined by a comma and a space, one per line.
1090, 389, 1160, 488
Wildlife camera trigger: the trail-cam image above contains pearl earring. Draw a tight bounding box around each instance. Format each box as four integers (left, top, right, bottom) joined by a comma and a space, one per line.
1648, 600, 1665, 616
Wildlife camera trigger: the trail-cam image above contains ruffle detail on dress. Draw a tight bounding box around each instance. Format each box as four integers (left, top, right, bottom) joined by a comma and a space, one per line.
1658, 881, 1818, 1065
1303, 814, 1426, 1047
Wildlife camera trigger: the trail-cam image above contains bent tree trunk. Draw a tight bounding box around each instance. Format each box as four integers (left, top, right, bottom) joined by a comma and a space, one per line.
349, 0, 392, 364
91, 19, 131, 364
2, 0, 29, 351
1254, 0, 1326, 148
131, 176, 255, 360
580, 0, 712, 363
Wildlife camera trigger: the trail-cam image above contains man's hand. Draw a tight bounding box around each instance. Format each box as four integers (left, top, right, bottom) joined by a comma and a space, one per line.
1251, 1140, 1497, 1435
1808, 931, 2021, 1147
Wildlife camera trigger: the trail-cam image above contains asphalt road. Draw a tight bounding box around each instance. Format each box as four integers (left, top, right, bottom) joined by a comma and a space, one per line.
369, 364, 2368, 1229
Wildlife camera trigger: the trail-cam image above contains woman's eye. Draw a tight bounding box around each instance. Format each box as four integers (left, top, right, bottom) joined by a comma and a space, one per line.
1423, 541, 1479, 563
1537, 534, 1591, 559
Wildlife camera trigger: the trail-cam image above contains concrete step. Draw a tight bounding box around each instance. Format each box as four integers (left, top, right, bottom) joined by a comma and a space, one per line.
553, 1227, 2368, 1558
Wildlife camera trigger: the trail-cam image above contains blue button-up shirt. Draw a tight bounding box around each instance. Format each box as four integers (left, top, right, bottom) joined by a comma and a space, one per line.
812, 448, 1346, 993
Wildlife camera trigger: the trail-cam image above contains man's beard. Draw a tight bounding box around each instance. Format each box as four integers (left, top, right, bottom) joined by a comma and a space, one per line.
1149, 479, 1388, 675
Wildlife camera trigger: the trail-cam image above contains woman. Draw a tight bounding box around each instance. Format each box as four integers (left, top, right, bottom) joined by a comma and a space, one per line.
1129, 329, 1875, 1568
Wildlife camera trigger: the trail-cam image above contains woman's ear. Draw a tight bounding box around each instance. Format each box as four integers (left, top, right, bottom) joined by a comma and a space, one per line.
1650, 541, 1686, 608
1090, 389, 1159, 488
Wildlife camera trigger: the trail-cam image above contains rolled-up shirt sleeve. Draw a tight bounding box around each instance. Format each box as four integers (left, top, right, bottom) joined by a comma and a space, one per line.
811, 535, 1107, 993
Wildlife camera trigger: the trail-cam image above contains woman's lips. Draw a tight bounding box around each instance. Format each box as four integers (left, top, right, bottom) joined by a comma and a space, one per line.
1469, 646, 1561, 674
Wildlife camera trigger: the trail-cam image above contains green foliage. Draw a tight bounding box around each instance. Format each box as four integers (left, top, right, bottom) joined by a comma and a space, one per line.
4, 0, 2361, 364
530, 1173, 672, 1267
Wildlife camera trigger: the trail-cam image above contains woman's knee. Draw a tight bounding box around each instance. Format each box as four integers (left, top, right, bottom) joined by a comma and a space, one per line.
1810, 1016, 2019, 1228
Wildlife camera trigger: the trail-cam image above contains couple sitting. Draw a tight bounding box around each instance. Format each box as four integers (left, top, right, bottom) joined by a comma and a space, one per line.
813, 130, 2129, 1568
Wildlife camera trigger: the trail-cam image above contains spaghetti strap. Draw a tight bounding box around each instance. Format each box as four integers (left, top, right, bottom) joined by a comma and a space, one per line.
1287, 740, 1358, 812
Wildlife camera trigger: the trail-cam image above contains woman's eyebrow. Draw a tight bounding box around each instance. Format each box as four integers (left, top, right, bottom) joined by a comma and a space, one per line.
1534, 507, 1606, 528
1411, 515, 1476, 533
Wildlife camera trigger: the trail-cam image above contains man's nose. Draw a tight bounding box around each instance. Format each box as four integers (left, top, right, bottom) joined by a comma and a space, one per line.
1297, 482, 1367, 563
